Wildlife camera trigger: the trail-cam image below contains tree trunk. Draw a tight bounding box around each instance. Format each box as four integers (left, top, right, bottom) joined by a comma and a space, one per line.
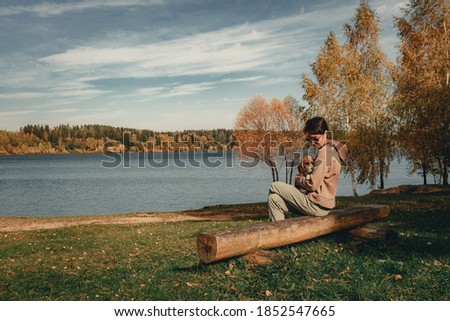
273, 165, 278, 182
269, 161, 279, 182
423, 161, 428, 185
445, 18, 449, 185
285, 159, 292, 184
344, 154, 359, 195
350, 166, 358, 196
197, 205, 390, 263
379, 159, 385, 189
443, 156, 448, 185
287, 166, 294, 185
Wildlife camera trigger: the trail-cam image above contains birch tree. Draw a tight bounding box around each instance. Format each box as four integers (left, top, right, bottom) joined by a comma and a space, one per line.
394, 0, 450, 185
302, 1, 395, 193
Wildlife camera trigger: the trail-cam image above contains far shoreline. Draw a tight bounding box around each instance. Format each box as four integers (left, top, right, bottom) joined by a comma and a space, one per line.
0, 149, 235, 157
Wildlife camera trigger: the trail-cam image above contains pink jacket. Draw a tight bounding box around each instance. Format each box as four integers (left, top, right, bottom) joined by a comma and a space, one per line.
295, 140, 348, 209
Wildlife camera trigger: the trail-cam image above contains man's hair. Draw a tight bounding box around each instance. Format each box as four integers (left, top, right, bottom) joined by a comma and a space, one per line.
303, 116, 329, 135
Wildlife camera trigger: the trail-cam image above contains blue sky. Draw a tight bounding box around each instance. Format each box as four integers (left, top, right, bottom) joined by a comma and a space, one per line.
0, 0, 407, 131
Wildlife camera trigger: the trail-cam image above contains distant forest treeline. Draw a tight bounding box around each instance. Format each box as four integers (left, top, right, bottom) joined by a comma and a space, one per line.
0, 124, 237, 155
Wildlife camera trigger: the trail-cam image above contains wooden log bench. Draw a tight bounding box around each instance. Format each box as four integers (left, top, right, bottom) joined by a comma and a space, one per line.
197, 204, 390, 263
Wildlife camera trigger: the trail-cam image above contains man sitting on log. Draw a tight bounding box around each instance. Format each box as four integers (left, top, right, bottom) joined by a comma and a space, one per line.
268, 116, 347, 221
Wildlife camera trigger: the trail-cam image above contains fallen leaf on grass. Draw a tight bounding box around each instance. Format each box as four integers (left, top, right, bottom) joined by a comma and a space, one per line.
265, 290, 273, 297
338, 266, 350, 275
186, 282, 201, 287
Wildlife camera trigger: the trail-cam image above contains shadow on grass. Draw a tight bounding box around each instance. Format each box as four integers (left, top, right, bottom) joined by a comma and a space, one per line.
172, 256, 238, 274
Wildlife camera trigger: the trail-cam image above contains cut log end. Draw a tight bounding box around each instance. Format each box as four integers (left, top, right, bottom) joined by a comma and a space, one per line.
197, 233, 218, 264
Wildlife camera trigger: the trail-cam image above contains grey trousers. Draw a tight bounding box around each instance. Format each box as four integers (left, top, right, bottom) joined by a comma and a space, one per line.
268, 181, 329, 221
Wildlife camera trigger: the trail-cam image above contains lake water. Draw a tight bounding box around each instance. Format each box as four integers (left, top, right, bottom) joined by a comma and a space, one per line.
0, 152, 423, 217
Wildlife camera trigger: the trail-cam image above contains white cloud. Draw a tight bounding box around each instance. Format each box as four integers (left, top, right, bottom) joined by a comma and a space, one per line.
0, 0, 165, 17
165, 82, 216, 97
38, 26, 269, 78
375, 1, 408, 17
38, 5, 352, 84
0, 110, 35, 117
0, 1, 405, 131
132, 76, 266, 102
39, 46, 150, 67
135, 87, 166, 96
47, 108, 78, 113
0, 88, 110, 101
16, 4, 355, 124
0, 92, 47, 100
221, 76, 264, 83
53, 89, 111, 99
259, 76, 298, 86
131, 82, 216, 103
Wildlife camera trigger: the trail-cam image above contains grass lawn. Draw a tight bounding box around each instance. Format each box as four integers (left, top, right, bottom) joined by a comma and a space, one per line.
0, 187, 448, 300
